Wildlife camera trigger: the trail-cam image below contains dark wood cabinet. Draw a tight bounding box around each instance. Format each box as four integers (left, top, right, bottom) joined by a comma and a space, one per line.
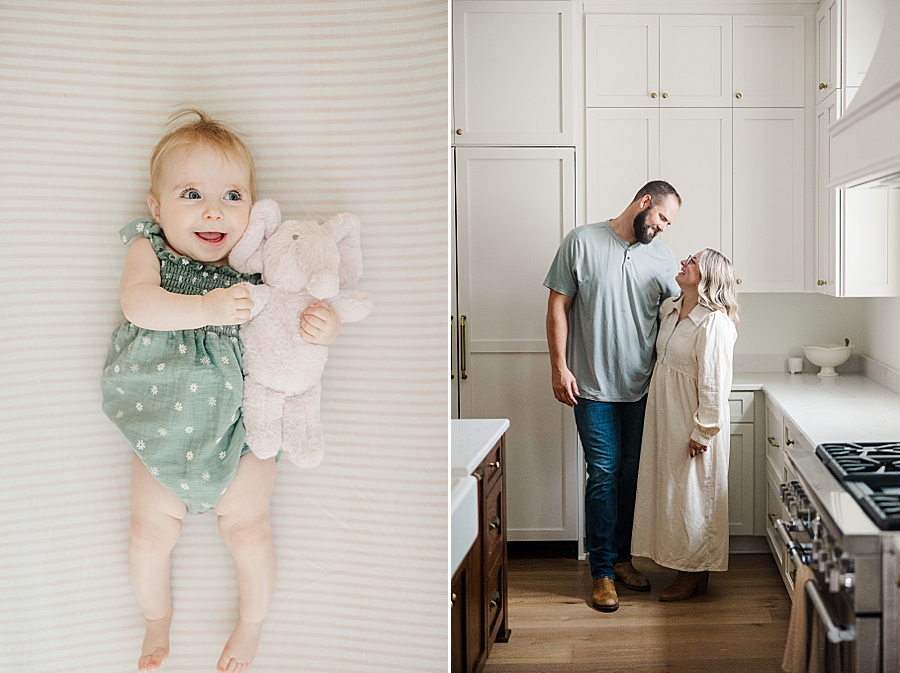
451, 434, 510, 673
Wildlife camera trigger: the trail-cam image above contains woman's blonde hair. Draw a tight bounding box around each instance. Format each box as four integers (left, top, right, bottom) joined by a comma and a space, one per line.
149, 107, 256, 201
696, 248, 740, 327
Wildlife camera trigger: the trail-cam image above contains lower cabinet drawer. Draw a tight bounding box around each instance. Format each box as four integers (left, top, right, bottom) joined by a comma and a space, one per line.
484, 482, 504, 568
485, 559, 505, 646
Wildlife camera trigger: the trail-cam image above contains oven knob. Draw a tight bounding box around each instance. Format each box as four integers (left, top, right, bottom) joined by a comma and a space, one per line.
840, 572, 854, 591
829, 567, 841, 593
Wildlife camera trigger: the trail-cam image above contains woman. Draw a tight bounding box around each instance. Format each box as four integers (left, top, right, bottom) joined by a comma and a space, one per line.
631, 248, 739, 601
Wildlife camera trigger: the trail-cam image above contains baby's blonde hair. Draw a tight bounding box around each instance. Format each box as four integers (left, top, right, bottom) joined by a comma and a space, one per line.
697, 248, 740, 327
149, 107, 256, 202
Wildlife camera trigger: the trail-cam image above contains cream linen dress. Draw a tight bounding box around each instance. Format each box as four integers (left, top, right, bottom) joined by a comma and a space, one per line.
631, 296, 737, 572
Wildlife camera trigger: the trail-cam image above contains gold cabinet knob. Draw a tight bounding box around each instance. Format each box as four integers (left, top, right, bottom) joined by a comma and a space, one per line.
650, 92, 657, 98
455, 128, 462, 135
786, 438, 795, 446
817, 279, 826, 286
735, 92, 742, 99
488, 460, 500, 470
451, 592, 457, 607
489, 516, 501, 531
736, 278, 742, 284
819, 83, 828, 90
661, 92, 668, 99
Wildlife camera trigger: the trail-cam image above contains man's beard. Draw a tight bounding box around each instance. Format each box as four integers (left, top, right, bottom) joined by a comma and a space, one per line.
632, 208, 656, 244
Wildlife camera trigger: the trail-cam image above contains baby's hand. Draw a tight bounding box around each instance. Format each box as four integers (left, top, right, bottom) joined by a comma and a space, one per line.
202, 284, 254, 326
300, 301, 340, 345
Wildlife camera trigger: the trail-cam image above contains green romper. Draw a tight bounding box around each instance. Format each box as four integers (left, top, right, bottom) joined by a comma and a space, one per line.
101, 219, 261, 514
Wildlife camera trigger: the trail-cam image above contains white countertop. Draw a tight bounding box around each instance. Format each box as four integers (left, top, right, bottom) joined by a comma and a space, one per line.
732, 372, 900, 445
450, 418, 510, 479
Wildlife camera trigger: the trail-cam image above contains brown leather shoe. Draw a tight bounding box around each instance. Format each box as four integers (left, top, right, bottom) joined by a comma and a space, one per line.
613, 561, 651, 592
591, 577, 619, 612
659, 571, 709, 602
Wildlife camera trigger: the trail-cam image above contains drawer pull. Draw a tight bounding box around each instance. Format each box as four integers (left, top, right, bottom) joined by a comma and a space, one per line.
767, 436, 780, 448
490, 591, 501, 609
489, 516, 501, 531
786, 438, 795, 446
451, 592, 457, 607
488, 460, 501, 470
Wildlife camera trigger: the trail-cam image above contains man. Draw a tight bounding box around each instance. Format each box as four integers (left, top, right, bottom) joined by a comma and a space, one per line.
544, 181, 682, 612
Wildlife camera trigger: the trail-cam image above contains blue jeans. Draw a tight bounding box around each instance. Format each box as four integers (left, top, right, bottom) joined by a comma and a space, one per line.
573, 396, 647, 579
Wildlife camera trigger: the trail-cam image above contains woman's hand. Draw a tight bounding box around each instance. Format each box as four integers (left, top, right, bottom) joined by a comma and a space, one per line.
689, 439, 707, 458
299, 300, 340, 345
202, 284, 254, 325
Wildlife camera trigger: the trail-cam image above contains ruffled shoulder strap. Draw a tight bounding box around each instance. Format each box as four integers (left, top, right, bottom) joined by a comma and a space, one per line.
119, 219, 166, 254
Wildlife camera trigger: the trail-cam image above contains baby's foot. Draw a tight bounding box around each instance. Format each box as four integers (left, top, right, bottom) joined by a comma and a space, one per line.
216, 619, 263, 673
138, 612, 172, 672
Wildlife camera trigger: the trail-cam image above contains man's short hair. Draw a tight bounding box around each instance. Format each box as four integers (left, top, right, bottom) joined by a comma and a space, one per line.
632, 180, 681, 207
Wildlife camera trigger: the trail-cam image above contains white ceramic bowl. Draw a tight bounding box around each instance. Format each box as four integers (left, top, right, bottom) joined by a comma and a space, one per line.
802, 344, 852, 377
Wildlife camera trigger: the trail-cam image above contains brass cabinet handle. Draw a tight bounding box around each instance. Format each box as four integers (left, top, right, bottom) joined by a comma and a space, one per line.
736, 279, 742, 284
735, 92, 742, 99
459, 315, 467, 380
817, 279, 826, 286
661, 92, 668, 98
819, 83, 828, 90
490, 591, 501, 609
786, 438, 795, 446
487, 460, 500, 470
489, 516, 501, 531
767, 436, 781, 448
451, 592, 457, 607
650, 92, 657, 98
456, 128, 462, 135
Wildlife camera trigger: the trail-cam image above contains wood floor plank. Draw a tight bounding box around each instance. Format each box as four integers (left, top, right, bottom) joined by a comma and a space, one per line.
484, 553, 791, 672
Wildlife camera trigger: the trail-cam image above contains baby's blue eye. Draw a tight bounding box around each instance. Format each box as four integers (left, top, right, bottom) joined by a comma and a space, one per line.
183, 189, 200, 199
225, 191, 242, 201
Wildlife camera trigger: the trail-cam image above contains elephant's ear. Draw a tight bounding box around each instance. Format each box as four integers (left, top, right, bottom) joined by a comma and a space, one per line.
229, 199, 282, 274
324, 212, 363, 286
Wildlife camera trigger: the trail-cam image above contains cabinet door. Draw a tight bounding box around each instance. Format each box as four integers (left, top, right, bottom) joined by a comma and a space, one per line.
815, 92, 841, 295
728, 423, 755, 536
732, 109, 804, 291
659, 15, 732, 107
816, 0, 840, 105
843, 188, 900, 296
659, 108, 732, 262
585, 108, 659, 224
455, 146, 578, 541
452, 1, 573, 145
585, 15, 659, 107
733, 16, 805, 107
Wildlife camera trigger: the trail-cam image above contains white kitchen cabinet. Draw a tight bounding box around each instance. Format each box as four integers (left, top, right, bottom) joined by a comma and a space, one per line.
454, 146, 578, 542
815, 91, 841, 295
816, 0, 840, 105
586, 108, 732, 264
586, 14, 802, 108
732, 108, 805, 292
452, 1, 574, 145
728, 392, 756, 536
732, 16, 805, 108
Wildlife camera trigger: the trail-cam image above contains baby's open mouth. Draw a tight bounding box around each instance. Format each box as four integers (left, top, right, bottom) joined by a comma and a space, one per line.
195, 232, 226, 244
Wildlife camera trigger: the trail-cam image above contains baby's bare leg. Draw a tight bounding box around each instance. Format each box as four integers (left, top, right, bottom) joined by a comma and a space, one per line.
129, 454, 187, 672
214, 451, 277, 673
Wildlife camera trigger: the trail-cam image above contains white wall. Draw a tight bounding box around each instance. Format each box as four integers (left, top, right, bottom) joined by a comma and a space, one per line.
863, 297, 900, 370
735, 293, 869, 367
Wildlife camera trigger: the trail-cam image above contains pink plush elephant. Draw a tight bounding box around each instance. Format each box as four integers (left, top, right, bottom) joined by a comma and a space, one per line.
229, 200, 372, 467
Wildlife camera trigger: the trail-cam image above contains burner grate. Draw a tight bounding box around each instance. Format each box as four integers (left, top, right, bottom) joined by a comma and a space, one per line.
845, 482, 900, 530
816, 442, 900, 485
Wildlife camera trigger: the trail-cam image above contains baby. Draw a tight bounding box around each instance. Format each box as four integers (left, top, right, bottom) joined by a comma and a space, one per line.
100, 109, 340, 673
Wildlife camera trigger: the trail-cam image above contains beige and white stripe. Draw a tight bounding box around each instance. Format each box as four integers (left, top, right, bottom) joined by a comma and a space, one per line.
0, 1, 448, 671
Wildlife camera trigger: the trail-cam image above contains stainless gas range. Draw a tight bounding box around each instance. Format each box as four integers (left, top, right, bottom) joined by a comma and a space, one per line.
779, 443, 900, 673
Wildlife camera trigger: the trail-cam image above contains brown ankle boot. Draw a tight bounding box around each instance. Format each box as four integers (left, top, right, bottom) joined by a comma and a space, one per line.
659, 571, 709, 602
613, 561, 651, 592
591, 577, 619, 612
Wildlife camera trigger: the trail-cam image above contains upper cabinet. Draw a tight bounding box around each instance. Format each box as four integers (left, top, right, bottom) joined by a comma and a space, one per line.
816, 0, 841, 104
585, 14, 803, 108
452, 1, 574, 146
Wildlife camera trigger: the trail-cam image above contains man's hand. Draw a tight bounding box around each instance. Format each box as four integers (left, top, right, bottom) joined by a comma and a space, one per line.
689, 439, 707, 458
299, 300, 340, 345
551, 366, 579, 407
202, 284, 254, 326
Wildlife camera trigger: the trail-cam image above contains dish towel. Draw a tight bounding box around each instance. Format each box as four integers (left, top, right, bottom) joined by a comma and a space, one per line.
782, 564, 825, 673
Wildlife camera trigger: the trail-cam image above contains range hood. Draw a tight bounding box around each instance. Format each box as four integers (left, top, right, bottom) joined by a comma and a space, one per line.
829, 0, 900, 189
